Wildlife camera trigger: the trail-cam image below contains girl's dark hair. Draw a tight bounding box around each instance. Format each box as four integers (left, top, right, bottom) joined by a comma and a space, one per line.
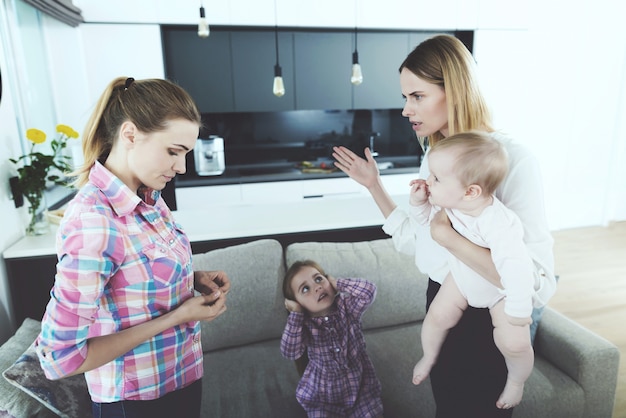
71, 77, 201, 187
282, 259, 327, 301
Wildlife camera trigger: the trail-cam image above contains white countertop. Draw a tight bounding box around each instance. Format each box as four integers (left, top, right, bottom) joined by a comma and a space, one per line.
3, 194, 409, 259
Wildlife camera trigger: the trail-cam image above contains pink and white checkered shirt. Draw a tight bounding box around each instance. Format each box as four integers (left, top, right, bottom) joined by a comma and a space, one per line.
36, 161, 203, 402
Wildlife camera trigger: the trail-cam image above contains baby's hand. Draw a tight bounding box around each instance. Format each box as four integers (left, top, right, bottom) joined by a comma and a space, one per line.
409, 179, 429, 207
284, 299, 302, 313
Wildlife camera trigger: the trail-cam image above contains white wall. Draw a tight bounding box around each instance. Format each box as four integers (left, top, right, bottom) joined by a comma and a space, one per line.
0, 2, 30, 341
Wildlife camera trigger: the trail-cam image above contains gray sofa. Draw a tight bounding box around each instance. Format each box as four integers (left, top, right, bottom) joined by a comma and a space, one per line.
0, 238, 620, 418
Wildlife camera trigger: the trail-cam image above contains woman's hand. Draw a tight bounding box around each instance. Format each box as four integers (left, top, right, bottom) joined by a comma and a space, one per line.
284, 299, 302, 313
432, 210, 502, 287
194, 270, 231, 296
430, 210, 456, 245
332, 146, 380, 189
174, 290, 228, 324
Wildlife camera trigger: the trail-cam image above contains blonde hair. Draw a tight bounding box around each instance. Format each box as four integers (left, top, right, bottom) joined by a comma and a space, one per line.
283, 260, 328, 302
430, 131, 508, 195
70, 77, 201, 187
399, 34, 493, 149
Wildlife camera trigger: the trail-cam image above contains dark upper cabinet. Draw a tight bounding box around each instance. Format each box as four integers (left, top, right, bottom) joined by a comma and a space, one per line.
353, 32, 411, 110
293, 32, 352, 110
231, 30, 295, 112
162, 29, 235, 112
162, 27, 454, 113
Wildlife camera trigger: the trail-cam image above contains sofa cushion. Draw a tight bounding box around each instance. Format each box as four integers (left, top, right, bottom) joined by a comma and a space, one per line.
285, 238, 428, 330
2, 340, 91, 418
192, 239, 287, 352
201, 339, 306, 418
0, 319, 62, 418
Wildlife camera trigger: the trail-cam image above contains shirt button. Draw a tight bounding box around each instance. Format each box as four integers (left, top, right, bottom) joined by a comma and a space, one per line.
324, 316, 329, 321
193, 335, 199, 342
334, 348, 340, 353
160, 248, 166, 253
169, 239, 175, 244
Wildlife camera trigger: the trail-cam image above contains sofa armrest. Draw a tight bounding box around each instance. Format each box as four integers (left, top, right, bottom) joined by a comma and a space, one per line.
534, 307, 620, 418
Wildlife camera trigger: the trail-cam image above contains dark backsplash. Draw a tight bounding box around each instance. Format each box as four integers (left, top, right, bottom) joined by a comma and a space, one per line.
198, 108, 422, 167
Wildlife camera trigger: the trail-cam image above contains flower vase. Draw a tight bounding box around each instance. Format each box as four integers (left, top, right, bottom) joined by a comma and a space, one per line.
25, 193, 50, 236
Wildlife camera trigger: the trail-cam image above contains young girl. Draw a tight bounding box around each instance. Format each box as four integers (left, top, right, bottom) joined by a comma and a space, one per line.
409, 131, 555, 409
280, 260, 384, 418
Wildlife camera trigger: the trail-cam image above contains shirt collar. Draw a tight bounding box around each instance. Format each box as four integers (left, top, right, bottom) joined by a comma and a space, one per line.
89, 161, 162, 216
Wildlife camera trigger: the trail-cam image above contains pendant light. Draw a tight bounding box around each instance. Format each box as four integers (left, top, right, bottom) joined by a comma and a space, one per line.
272, 0, 285, 97
350, 1, 363, 85
198, 2, 210, 38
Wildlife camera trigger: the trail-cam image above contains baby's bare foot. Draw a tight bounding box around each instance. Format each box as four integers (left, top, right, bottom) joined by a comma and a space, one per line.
412, 357, 434, 385
496, 379, 524, 409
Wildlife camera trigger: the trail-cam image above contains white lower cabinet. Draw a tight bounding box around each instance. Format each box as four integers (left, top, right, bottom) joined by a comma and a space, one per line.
175, 173, 415, 211
176, 184, 243, 209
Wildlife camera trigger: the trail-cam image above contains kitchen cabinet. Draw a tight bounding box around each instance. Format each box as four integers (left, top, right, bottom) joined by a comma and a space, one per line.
73, 0, 491, 29
162, 27, 457, 113
175, 172, 416, 211
4, 255, 57, 325
352, 32, 411, 109
162, 29, 235, 113
231, 30, 295, 112
293, 31, 352, 110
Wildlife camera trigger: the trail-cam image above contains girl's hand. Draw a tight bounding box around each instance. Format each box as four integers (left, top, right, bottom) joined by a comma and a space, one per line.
327, 275, 338, 291
332, 146, 379, 189
409, 179, 429, 207
284, 299, 302, 313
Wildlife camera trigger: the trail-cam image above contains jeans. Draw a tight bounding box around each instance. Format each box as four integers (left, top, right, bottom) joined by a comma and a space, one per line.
92, 379, 202, 418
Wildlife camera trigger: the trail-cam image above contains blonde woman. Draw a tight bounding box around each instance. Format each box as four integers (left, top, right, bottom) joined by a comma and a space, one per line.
333, 34, 555, 417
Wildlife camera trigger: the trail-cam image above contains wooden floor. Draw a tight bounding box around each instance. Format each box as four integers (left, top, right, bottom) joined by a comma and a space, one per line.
549, 221, 626, 418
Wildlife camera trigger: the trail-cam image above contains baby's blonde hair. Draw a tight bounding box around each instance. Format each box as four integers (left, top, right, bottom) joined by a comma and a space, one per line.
430, 131, 508, 195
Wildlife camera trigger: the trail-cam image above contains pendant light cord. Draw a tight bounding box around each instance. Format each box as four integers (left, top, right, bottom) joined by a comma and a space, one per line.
274, 0, 280, 66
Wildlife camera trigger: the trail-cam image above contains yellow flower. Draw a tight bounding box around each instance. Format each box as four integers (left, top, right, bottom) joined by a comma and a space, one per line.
56, 124, 79, 139
26, 128, 47, 144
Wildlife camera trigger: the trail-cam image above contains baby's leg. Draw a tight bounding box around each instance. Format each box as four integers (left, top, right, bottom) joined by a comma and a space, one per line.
490, 301, 534, 409
413, 273, 467, 385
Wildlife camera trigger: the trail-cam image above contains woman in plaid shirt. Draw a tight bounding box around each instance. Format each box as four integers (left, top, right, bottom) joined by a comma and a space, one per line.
281, 260, 383, 418
35, 77, 230, 418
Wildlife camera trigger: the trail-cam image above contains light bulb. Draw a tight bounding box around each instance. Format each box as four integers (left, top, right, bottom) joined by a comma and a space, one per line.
273, 65, 285, 97
198, 6, 210, 38
351, 63, 363, 85
351, 51, 363, 85
273, 77, 285, 97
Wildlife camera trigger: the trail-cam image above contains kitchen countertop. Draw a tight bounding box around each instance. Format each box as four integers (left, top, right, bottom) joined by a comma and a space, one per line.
3, 193, 411, 259
177, 156, 420, 187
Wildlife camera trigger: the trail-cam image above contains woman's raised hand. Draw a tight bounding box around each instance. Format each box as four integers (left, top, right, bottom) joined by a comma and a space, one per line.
332, 146, 380, 189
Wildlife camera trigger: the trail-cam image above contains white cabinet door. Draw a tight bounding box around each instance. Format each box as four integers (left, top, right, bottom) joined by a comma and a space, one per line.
240, 181, 303, 204
176, 184, 243, 210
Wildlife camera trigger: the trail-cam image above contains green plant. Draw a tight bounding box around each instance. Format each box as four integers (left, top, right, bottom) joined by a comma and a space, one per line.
9, 124, 79, 233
